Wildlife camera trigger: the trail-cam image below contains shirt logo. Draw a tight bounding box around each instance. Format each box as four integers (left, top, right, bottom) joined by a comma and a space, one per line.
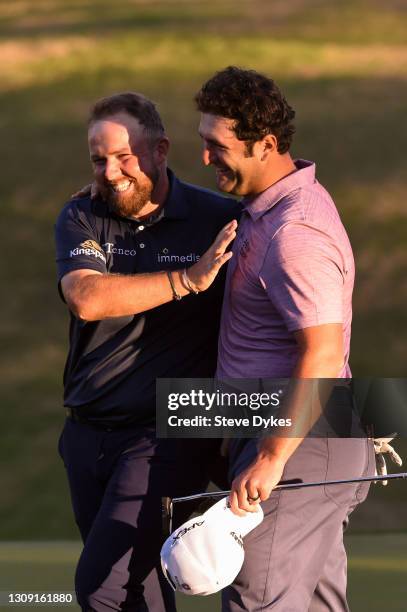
171, 521, 205, 544
239, 238, 250, 258
157, 252, 200, 264
230, 531, 244, 548
103, 242, 137, 257
70, 240, 106, 263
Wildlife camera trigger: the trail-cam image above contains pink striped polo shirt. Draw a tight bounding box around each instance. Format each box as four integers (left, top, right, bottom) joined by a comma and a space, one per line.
217, 159, 354, 379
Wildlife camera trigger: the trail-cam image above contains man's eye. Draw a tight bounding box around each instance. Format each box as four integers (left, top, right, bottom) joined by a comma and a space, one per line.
119, 154, 133, 160
92, 158, 105, 165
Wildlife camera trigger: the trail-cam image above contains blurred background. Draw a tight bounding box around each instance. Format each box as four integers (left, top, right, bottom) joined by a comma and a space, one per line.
0, 0, 406, 609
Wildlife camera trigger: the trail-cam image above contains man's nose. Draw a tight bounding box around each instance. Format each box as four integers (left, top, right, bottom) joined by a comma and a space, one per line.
104, 159, 121, 181
201, 144, 211, 166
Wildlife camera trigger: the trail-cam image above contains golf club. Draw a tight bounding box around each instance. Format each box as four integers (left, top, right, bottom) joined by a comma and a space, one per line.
162, 472, 407, 536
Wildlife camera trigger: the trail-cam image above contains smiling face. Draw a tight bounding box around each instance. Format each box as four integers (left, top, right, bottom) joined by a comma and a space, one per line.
88, 111, 162, 218
198, 113, 266, 197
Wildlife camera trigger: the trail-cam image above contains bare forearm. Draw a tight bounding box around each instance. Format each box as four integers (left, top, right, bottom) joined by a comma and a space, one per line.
69, 270, 187, 320
257, 378, 333, 464
293, 349, 344, 378
230, 361, 339, 514
258, 344, 343, 463
64, 219, 237, 321
229, 325, 346, 513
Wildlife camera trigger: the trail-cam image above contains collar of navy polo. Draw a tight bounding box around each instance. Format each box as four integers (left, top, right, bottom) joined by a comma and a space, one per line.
159, 169, 189, 220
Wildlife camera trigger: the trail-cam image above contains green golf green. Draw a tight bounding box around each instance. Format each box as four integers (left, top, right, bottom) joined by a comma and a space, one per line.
0, 535, 406, 610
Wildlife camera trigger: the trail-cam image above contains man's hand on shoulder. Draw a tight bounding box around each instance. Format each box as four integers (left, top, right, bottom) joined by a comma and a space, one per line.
71, 182, 98, 199
58, 220, 237, 321
187, 220, 237, 291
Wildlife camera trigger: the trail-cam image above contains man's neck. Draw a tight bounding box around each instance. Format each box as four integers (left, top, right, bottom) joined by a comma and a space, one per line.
251, 153, 297, 197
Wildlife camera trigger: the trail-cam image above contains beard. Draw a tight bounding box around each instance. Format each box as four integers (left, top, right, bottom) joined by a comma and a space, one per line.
102, 169, 160, 218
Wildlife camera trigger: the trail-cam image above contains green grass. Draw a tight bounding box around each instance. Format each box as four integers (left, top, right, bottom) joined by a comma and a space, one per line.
2, 0, 407, 45
0, 0, 406, 540
0, 535, 406, 610
347, 534, 407, 611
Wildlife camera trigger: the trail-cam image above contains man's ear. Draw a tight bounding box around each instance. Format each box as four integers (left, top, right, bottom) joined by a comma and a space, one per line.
258, 134, 278, 161
154, 137, 170, 163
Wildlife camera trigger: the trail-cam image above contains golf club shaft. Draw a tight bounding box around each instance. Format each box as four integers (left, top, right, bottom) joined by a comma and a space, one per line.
171, 472, 407, 505
162, 472, 407, 535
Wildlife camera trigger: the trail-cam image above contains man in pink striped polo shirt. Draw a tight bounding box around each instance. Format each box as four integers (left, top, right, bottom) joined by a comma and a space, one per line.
193, 67, 375, 611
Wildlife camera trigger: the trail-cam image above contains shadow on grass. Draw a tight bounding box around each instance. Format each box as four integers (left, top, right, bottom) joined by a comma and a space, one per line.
1, 0, 407, 44
0, 0, 245, 40
1, 536, 407, 611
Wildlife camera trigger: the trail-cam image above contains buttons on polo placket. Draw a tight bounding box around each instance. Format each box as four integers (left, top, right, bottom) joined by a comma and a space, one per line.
133, 222, 147, 250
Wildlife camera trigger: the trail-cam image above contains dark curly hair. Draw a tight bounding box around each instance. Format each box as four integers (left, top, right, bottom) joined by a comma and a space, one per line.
195, 66, 295, 154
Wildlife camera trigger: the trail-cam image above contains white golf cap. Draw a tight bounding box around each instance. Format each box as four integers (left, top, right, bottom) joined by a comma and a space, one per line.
160, 497, 263, 596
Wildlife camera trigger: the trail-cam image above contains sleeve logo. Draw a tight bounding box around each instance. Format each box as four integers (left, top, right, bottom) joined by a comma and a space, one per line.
69, 240, 107, 263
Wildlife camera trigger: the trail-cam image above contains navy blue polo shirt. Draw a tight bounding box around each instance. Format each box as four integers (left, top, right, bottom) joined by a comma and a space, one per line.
55, 170, 240, 425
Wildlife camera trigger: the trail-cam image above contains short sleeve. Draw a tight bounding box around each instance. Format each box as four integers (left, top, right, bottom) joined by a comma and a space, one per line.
260, 222, 346, 332
54, 200, 107, 283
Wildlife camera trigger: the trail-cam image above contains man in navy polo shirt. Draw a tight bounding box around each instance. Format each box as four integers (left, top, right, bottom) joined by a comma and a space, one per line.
55, 91, 239, 612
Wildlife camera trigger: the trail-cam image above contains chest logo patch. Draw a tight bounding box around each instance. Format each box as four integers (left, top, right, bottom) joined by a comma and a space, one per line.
239, 238, 250, 258
157, 252, 200, 264
103, 242, 137, 257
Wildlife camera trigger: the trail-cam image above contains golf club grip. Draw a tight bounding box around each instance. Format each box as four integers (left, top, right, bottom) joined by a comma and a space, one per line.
161, 496, 172, 535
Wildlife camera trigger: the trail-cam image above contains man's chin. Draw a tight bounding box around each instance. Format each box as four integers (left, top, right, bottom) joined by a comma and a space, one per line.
107, 195, 146, 219
216, 174, 236, 194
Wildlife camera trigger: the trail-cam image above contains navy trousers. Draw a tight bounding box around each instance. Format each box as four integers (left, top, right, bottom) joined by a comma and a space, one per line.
59, 419, 225, 611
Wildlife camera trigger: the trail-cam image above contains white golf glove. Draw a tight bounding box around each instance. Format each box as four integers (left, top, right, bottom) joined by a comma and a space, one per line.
373, 437, 403, 485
